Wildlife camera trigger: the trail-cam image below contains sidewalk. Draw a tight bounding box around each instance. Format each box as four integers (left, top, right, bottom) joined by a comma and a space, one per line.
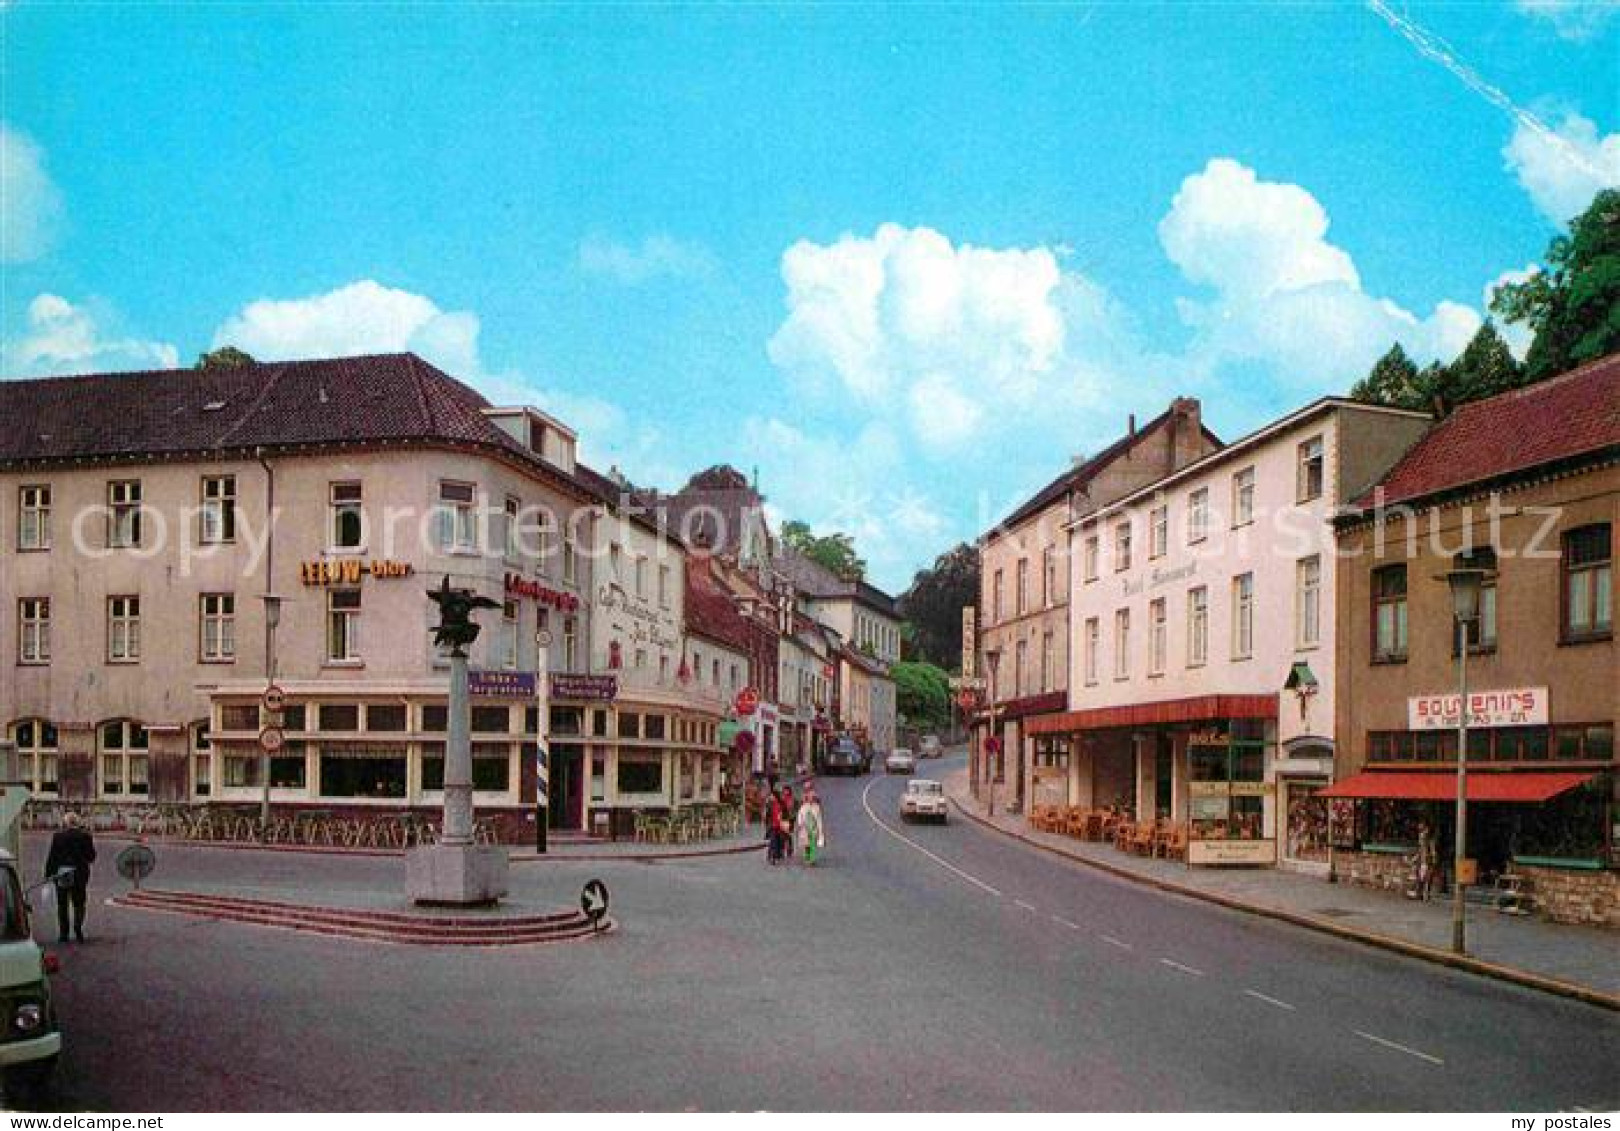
82, 829, 764, 863
943, 771, 1619, 1008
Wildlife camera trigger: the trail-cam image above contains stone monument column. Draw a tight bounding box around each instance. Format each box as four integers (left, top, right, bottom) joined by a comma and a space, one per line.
440, 650, 474, 847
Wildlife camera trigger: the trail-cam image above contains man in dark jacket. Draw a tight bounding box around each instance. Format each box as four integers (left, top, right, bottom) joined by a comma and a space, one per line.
44, 812, 96, 943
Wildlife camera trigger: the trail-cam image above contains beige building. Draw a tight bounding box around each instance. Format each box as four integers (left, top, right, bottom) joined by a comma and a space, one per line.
975, 398, 1217, 811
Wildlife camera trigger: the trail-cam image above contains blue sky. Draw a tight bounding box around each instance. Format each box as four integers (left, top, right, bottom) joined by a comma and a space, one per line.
4, 2, 1617, 591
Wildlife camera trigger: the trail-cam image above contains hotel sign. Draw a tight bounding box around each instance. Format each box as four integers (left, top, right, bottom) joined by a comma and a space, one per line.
1189, 839, 1276, 866
551, 673, 618, 702
1408, 686, 1547, 731
300, 559, 414, 586
504, 572, 581, 612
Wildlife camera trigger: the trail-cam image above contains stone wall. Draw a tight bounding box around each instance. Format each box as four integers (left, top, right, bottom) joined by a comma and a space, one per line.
1336, 849, 1417, 894
1516, 864, 1619, 929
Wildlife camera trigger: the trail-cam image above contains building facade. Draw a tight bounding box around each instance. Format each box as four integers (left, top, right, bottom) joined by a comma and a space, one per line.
1329, 357, 1618, 924
1030, 398, 1430, 868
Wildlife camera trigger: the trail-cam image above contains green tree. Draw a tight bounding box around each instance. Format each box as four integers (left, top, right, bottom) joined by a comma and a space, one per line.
1350, 343, 1426, 410
898, 542, 979, 670
781, 519, 866, 580
1433, 321, 1524, 407
891, 660, 952, 730
1492, 188, 1620, 381
196, 345, 257, 370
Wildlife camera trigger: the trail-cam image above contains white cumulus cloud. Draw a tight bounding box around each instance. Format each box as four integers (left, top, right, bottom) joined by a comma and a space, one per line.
2, 294, 179, 377
1, 123, 63, 263
577, 233, 717, 284
1503, 111, 1620, 226
212, 279, 483, 376
1161, 158, 1484, 387
1515, 0, 1620, 39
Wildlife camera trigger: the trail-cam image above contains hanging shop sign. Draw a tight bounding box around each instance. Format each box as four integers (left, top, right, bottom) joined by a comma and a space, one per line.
1408, 686, 1547, 731
961, 606, 977, 680
469, 670, 538, 699
504, 572, 581, 612
550, 673, 618, 702
300, 559, 414, 586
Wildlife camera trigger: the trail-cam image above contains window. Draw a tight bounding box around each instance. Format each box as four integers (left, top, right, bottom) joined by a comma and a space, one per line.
107, 596, 140, 662
1113, 609, 1130, 680
635, 647, 647, 671
18, 598, 49, 664
108, 480, 142, 548
1296, 556, 1321, 648
318, 746, 405, 798
1149, 505, 1168, 560
10, 720, 58, 795
18, 486, 49, 550
1114, 522, 1132, 572
500, 600, 519, 669
617, 756, 663, 794
1083, 535, 1099, 582
610, 543, 623, 581
635, 556, 647, 599
191, 723, 212, 797
1043, 547, 1058, 606
1231, 573, 1254, 659
1372, 564, 1408, 662
201, 475, 237, 544
563, 616, 578, 671
504, 496, 521, 561
200, 593, 236, 662
659, 564, 671, 609
366, 704, 407, 732
330, 483, 364, 549
437, 482, 477, 552
1149, 598, 1167, 675
1084, 618, 1100, 685
1188, 488, 1209, 543
99, 720, 148, 797
992, 570, 1004, 622
1016, 559, 1029, 615
1298, 435, 1325, 502
1187, 586, 1209, 667
1014, 639, 1027, 696
1562, 524, 1612, 641
1232, 467, 1255, 527
319, 704, 360, 732
327, 589, 361, 662
1040, 630, 1054, 693
1469, 579, 1498, 653
563, 530, 577, 584
660, 654, 670, 684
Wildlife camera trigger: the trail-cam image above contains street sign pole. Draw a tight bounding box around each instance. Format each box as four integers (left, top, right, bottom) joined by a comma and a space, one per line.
535, 627, 552, 854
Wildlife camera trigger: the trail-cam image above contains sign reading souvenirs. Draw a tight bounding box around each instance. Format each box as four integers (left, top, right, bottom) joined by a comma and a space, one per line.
551, 673, 618, 701
1408, 686, 1548, 731
300, 559, 414, 586
504, 572, 581, 612
468, 670, 538, 699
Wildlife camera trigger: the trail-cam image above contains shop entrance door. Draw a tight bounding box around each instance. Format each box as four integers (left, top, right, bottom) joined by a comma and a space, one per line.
1154, 733, 1174, 818
548, 746, 584, 831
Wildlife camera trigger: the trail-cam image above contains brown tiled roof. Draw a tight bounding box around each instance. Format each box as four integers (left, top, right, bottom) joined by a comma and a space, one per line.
0, 352, 594, 499
684, 561, 753, 653
1350, 352, 1620, 510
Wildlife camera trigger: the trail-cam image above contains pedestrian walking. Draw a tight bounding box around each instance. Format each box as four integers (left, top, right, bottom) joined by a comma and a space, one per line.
795, 785, 826, 866
766, 786, 794, 865
44, 811, 96, 943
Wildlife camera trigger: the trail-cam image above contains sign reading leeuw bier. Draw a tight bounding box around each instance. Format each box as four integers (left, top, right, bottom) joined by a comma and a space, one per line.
1408, 686, 1548, 731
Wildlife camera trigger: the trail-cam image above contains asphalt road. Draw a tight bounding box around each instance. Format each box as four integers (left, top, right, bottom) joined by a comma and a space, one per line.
22, 754, 1619, 1111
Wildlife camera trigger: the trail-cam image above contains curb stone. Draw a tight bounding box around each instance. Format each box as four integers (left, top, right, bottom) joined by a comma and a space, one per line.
947, 793, 1620, 1013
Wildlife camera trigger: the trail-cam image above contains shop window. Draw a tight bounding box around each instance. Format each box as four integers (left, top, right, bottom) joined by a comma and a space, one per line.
191, 722, 211, 797
1494, 726, 1548, 761
319, 704, 360, 732
1371, 564, 1408, 662
550, 707, 583, 737
1562, 523, 1612, 642
281, 704, 307, 732
471, 706, 510, 733
421, 704, 448, 733
1514, 779, 1609, 861
645, 714, 667, 741
473, 744, 511, 791
270, 746, 307, 789
617, 757, 662, 795
1284, 782, 1330, 863
366, 704, 407, 733
319, 748, 406, 798
619, 712, 641, 739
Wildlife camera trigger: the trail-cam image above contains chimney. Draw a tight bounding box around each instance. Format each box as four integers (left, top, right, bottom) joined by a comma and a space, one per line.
1168, 396, 1204, 470
1128, 413, 1137, 439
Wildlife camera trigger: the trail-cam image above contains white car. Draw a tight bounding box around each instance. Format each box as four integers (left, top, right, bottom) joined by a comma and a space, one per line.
899, 779, 948, 823
885, 748, 917, 775
919, 735, 943, 759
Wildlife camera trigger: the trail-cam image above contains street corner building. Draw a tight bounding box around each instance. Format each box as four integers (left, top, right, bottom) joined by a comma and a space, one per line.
1327, 355, 1619, 926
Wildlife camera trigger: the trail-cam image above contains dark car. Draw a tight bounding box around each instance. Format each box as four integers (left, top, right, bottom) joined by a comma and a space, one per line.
821, 737, 867, 776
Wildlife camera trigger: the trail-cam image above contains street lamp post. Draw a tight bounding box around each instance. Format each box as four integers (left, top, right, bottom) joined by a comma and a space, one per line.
1444, 559, 1490, 956
259, 592, 283, 836
985, 650, 1001, 816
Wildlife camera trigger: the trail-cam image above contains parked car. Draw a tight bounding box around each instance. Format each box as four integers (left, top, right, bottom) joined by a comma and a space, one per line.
899, 779, 948, 823
821, 736, 866, 776
885, 748, 917, 775
0, 851, 60, 1100
919, 735, 943, 759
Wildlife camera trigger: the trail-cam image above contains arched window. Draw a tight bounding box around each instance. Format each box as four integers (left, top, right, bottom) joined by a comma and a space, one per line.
8, 719, 58, 794
98, 719, 149, 797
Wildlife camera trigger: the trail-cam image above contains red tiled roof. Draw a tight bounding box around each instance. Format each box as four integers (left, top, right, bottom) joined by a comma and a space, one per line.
0, 352, 594, 499
1351, 353, 1620, 509
684, 563, 754, 654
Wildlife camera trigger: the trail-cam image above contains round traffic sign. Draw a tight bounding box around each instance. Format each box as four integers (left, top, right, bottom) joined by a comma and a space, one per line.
580, 878, 609, 924
116, 844, 156, 886
734, 687, 760, 717
258, 726, 286, 754
262, 684, 286, 713
536, 629, 554, 648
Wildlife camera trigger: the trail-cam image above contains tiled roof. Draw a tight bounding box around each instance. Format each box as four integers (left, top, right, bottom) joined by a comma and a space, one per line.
770, 548, 897, 615
684, 561, 754, 653
1350, 353, 1620, 510
0, 352, 592, 498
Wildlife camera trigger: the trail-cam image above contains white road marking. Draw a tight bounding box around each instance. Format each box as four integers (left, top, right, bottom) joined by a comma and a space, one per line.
1243, 989, 1296, 1011
1353, 1030, 1445, 1066
1014, 899, 1037, 912
1099, 934, 1133, 950
860, 777, 1003, 897
1051, 914, 1082, 930
1159, 958, 1206, 977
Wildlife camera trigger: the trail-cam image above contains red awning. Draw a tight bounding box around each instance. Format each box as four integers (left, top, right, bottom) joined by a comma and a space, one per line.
1320, 771, 1597, 803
